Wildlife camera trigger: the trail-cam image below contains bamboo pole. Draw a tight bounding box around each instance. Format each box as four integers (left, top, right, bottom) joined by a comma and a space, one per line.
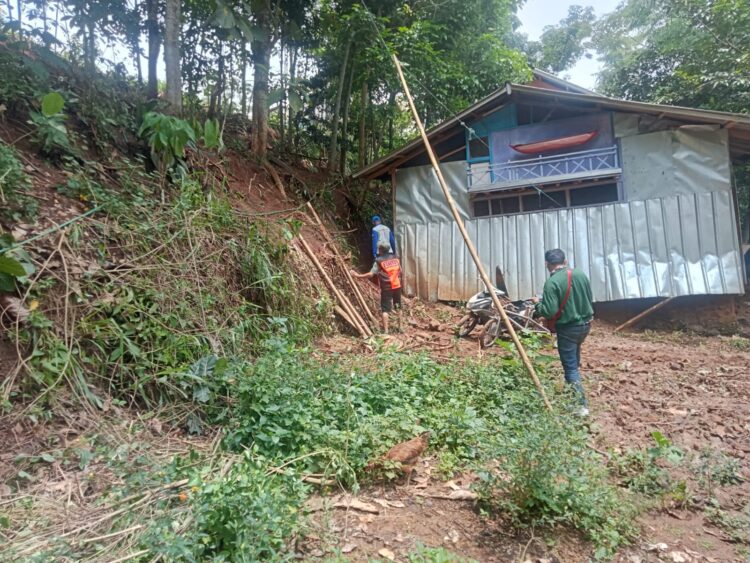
390, 54, 552, 412
306, 201, 378, 326
614, 296, 674, 333
297, 235, 371, 337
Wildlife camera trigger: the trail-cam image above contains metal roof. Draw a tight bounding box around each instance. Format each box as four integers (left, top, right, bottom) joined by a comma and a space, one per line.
354, 82, 750, 180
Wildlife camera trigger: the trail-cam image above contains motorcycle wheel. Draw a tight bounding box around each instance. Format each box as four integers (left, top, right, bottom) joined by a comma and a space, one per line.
457, 314, 478, 337
480, 318, 499, 349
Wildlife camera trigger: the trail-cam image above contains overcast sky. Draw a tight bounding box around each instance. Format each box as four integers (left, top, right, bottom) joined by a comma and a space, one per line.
517, 0, 621, 90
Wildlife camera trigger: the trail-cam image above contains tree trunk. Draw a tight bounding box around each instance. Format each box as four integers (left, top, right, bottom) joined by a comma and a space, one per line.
146, 0, 160, 100
287, 44, 297, 150
328, 37, 351, 171
86, 19, 96, 71
208, 49, 225, 117
41, 0, 47, 36
279, 41, 285, 148
15, 0, 21, 36
250, 0, 272, 160
131, 0, 143, 85
241, 44, 248, 116
358, 80, 368, 170
339, 53, 355, 175
387, 90, 396, 150
164, 0, 182, 111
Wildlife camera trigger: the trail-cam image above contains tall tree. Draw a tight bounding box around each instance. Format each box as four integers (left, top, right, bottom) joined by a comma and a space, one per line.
164, 0, 181, 110
522, 5, 595, 73
145, 0, 160, 99
250, 0, 272, 158
327, 34, 351, 170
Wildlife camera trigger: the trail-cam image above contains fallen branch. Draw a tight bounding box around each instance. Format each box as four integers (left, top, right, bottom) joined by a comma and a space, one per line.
614, 297, 675, 333
263, 161, 287, 199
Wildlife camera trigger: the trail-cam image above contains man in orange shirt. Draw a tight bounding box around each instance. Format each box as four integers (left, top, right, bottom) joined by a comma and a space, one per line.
352, 241, 403, 334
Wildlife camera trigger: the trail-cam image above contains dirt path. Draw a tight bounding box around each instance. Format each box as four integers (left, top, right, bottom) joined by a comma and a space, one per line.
586, 325, 750, 562
309, 310, 750, 562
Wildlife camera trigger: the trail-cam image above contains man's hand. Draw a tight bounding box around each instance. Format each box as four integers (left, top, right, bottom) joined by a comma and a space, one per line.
530, 296, 541, 303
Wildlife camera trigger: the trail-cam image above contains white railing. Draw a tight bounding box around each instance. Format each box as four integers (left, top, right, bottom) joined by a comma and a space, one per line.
467, 145, 620, 192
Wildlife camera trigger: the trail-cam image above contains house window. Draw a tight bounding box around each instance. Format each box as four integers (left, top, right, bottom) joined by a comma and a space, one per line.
569, 184, 619, 206
473, 199, 490, 217
468, 136, 490, 160
472, 182, 619, 218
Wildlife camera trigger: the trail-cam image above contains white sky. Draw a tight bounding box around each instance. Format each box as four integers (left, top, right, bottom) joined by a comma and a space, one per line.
517, 0, 621, 91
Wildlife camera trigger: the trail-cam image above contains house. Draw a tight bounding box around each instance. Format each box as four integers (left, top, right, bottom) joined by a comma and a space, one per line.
353, 71, 750, 303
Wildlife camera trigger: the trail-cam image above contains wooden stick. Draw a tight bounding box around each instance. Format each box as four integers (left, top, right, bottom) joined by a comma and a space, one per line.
263, 161, 287, 199
391, 53, 552, 412
306, 201, 378, 326
292, 240, 363, 336
297, 235, 371, 337
614, 296, 675, 333
334, 305, 360, 334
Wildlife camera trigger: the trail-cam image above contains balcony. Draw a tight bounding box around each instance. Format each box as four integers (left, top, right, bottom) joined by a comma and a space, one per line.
467, 145, 621, 193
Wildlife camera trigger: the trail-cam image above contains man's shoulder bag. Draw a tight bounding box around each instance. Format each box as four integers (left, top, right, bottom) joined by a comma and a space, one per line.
547, 269, 572, 334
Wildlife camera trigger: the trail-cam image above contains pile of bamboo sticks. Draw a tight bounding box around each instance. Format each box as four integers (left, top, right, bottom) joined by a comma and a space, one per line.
294, 202, 378, 338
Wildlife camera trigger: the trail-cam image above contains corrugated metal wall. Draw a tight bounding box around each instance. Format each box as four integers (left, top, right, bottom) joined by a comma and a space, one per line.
396, 191, 744, 302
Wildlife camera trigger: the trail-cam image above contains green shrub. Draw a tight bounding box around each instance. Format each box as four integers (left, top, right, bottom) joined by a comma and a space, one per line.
222, 351, 550, 483
144, 453, 307, 561
0, 141, 37, 221
475, 411, 636, 559
28, 92, 74, 157
610, 431, 685, 497
0, 48, 40, 110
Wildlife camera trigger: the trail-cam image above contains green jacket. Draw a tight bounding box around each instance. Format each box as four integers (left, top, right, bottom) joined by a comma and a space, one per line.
535, 267, 594, 327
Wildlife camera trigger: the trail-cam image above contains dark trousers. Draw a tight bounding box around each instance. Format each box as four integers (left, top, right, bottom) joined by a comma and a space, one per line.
556, 323, 591, 406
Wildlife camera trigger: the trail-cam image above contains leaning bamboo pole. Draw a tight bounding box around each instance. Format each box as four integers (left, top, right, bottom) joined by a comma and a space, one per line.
305, 202, 378, 326
297, 235, 372, 338
390, 54, 552, 412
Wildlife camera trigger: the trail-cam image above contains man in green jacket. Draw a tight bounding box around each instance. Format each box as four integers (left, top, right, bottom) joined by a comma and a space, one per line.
534, 248, 594, 415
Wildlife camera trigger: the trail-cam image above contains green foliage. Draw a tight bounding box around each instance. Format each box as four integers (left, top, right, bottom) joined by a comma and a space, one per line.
0, 46, 42, 111
139, 113, 224, 182
28, 92, 73, 157
41, 91, 65, 116
0, 234, 35, 293
406, 544, 477, 563
144, 453, 307, 561
523, 5, 596, 73
18, 167, 321, 412
610, 431, 685, 498
476, 412, 636, 558
704, 500, 750, 544
139, 112, 197, 179
693, 449, 743, 498
200, 118, 223, 150
0, 142, 37, 221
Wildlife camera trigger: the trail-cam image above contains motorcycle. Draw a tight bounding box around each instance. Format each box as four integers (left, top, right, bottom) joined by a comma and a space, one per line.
456, 286, 507, 339
456, 268, 550, 348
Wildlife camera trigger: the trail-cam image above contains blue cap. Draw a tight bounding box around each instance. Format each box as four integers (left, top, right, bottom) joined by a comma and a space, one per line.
372, 215, 381, 223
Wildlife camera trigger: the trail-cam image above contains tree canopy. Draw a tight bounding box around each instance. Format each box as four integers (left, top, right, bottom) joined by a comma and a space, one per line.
2, 0, 748, 170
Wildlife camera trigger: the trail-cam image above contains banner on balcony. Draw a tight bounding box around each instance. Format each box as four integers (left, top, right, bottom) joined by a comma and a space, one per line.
490, 113, 614, 165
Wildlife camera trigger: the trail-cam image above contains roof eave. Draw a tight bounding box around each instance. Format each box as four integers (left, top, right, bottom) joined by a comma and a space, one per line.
353, 84, 750, 180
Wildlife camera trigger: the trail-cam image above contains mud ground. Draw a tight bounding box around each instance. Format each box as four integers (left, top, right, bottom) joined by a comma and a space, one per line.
309, 301, 750, 562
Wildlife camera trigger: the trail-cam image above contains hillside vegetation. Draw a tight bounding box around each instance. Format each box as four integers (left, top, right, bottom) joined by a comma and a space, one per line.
0, 37, 643, 562
2, 0, 750, 559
